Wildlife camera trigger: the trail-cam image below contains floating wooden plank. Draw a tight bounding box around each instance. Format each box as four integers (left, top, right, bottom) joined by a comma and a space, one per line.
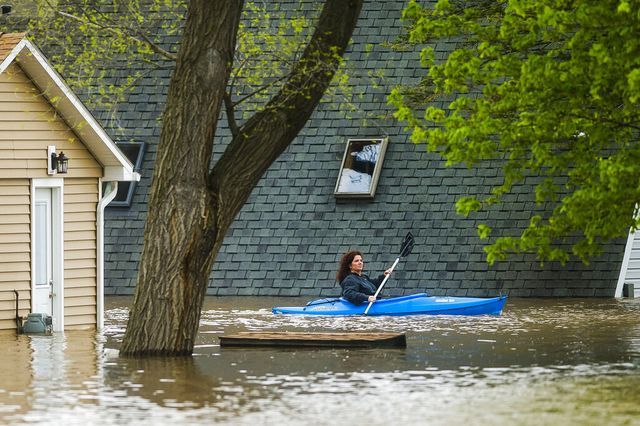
219, 331, 406, 348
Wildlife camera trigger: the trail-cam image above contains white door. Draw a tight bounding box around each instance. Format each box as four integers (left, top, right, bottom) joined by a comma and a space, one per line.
33, 188, 53, 315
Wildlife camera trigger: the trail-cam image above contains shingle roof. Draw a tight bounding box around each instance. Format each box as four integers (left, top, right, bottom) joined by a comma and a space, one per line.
87, 1, 626, 298
0, 32, 26, 63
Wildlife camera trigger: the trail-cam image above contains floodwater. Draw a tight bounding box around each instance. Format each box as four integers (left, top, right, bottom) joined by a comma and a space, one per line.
1, 297, 640, 426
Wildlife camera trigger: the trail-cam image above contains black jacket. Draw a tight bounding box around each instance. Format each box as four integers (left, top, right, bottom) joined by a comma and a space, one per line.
340, 272, 385, 305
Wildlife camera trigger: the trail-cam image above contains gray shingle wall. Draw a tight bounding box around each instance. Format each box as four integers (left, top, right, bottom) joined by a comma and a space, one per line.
101, 0, 624, 297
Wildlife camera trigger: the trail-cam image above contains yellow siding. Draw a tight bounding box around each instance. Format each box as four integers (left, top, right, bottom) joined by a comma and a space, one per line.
0, 63, 102, 180
66, 286, 96, 298
0, 298, 30, 312
65, 305, 96, 317
0, 179, 31, 330
65, 277, 97, 289
0, 318, 25, 331
65, 319, 97, 330
64, 178, 98, 330
64, 239, 96, 252
0, 63, 103, 331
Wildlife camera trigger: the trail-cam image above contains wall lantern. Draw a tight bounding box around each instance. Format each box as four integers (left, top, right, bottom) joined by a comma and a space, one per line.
47, 146, 69, 175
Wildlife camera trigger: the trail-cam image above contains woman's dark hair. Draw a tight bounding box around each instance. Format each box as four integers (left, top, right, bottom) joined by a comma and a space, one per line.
336, 250, 362, 282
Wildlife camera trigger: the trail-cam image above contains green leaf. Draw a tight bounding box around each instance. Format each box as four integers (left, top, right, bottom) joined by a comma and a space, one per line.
394, 0, 640, 265
477, 224, 492, 239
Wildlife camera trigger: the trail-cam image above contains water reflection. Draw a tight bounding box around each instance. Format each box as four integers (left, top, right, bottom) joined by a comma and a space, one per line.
0, 331, 99, 424
0, 296, 639, 425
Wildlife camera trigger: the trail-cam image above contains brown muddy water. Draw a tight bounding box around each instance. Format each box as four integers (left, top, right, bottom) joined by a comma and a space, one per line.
1, 296, 640, 426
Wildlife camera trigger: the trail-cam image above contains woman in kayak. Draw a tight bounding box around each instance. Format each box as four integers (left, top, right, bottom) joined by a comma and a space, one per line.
337, 250, 391, 305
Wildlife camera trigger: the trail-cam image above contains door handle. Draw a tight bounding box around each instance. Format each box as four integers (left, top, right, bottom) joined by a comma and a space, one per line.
49, 281, 55, 298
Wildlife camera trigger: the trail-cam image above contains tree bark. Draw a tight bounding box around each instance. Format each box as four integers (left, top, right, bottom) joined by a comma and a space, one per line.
120, 0, 244, 356
121, 0, 363, 356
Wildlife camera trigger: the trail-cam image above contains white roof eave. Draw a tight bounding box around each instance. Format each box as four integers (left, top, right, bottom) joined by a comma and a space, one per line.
2, 38, 137, 182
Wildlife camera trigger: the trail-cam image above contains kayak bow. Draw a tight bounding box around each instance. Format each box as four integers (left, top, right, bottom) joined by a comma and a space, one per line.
272, 293, 507, 316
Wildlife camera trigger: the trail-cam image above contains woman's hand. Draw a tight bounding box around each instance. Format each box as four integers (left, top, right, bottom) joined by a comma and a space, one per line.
368, 295, 377, 303
383, 268, 392, 276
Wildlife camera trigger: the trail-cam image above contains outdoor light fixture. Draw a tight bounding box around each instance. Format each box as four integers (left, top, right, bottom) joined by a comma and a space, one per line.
47, 146, 69, 175
53, 151, 68, 173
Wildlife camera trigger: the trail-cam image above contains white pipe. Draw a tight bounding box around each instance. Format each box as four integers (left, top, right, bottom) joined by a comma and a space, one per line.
615, 228, 636, 297
96, 180, 118, 329
364, 257, 400, 315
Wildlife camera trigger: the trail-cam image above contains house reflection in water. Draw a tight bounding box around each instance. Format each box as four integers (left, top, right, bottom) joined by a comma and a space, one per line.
0, 331, 99, 422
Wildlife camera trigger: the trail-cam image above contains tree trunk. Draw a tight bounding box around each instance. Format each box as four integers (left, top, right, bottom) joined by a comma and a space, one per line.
121, 0, 363, 356
120, 0, 244, 356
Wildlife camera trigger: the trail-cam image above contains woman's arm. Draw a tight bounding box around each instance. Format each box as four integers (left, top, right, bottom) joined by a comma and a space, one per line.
371, 269, 391, 287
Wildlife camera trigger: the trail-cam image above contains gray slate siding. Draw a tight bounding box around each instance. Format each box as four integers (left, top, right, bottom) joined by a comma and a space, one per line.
102, 0, 624, 297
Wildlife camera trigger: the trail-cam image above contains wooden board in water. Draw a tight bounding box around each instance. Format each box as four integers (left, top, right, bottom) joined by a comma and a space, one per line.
219, 331, 406, 348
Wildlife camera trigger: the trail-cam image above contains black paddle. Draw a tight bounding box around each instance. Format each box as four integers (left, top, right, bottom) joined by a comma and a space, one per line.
364, 232, 415, 315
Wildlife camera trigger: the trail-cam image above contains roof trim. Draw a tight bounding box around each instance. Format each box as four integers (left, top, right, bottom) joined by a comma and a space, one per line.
0, 35, 139, 182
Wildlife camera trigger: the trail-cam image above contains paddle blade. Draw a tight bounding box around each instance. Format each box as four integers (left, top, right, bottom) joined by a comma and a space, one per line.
400, 232, 414, 257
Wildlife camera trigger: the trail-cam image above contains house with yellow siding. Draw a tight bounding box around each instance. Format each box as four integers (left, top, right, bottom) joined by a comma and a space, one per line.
0, 33, 139, 332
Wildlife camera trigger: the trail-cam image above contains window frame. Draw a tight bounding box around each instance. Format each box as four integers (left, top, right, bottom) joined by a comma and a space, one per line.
334, 137, 388, 199
108, 141, 145, 208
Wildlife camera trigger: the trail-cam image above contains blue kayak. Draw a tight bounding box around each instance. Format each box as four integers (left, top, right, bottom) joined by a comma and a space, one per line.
272, 293, 507, 316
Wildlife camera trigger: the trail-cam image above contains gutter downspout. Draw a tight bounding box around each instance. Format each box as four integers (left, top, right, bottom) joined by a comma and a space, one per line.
97, 180, 118, 329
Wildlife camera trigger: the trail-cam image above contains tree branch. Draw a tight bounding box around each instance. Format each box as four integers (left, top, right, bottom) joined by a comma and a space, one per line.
42, 0, 178, 61
210, 0, 364, 236
223, 92, 239, 138
232, 73, 289, 107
